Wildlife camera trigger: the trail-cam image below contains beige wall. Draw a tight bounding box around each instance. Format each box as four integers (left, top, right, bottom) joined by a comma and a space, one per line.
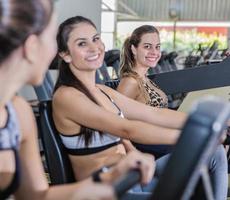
55, 0, 102, 30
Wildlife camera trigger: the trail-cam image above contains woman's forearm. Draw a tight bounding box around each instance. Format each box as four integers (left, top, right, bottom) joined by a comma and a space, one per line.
125, 120, 180, 145
134, 106, 188, 130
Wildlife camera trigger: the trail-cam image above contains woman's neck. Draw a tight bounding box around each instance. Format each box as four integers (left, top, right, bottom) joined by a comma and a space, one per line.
133, 65, 149, 79
69, 64, 97, 90
0, 63, 24, 106
0, 82, 18, 107
0, 48, 28, 106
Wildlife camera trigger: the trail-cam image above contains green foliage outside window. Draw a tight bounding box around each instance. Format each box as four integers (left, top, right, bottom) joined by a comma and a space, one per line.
115, 28, 228, 55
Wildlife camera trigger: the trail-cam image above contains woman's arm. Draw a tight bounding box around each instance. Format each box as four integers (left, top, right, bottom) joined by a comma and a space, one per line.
53, 87, 180, 145
101, 85, 187, 130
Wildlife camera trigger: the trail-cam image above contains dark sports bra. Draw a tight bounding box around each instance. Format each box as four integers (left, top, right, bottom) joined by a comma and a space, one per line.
59, 89, 124, 155
0, 102, 21, 200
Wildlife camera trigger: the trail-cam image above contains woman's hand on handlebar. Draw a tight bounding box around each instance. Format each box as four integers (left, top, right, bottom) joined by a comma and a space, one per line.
104, 151, 155, 185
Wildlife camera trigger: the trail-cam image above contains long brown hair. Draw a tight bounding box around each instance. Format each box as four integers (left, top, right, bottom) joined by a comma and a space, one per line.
54, 16, 102, 146
120, 25, 159, 102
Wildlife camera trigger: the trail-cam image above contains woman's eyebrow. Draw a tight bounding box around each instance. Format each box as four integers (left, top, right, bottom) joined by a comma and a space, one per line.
93, 33, 100, 38
73, 33, 99, 42
74, 37, 86, 43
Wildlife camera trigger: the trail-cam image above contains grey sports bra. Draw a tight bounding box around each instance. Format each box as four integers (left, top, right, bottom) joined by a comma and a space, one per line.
0, 102, 21, 199
0, 103, 20, 149
59, 89, 123, 155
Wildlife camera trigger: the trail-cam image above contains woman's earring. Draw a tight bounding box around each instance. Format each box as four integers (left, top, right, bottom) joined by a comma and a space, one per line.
65, 57, 71, 63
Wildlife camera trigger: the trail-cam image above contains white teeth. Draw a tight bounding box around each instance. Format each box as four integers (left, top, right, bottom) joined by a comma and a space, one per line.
87, 55, 99, 61
146, 57, 157, 62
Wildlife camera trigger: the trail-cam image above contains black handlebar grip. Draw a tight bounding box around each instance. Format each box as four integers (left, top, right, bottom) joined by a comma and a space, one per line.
113, 169, 141, 198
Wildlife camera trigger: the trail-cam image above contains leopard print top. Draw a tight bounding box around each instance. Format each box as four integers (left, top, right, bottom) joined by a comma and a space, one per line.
143, 79, 168, 108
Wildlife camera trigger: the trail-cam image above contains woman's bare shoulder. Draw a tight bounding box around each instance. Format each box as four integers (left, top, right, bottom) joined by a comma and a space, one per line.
120, 76, 139, 85
12, 96, 36, 141
12, 96, 32, 117
53, 86, 85, 104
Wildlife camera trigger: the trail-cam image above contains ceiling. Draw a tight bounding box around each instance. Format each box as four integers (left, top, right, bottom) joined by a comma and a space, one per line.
115, 0, 230, 22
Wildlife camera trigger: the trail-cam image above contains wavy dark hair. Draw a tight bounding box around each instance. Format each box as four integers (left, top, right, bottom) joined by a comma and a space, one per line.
0, 0, 53, 64
54, 16, 102, 146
